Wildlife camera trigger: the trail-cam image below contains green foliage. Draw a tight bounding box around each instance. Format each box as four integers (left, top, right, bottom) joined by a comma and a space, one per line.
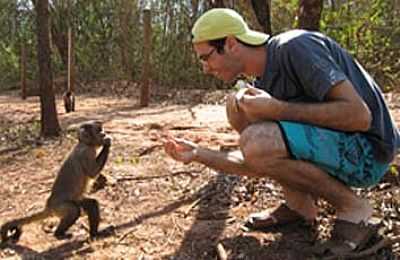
0, 0, 398, 92
0, 0, 36, 85
321, 0, 400, 91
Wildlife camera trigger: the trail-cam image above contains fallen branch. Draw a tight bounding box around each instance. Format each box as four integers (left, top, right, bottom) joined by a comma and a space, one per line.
167, 125, 205, 131
105, 129, 134, 135
137, 144, 163, 157
116, 168, 205, 182
117, 227, 138, 243
183, 189, 218, 217
0, 146, 22, 156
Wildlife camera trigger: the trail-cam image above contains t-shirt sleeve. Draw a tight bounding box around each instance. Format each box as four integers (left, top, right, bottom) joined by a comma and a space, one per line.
280, 36, 348, 101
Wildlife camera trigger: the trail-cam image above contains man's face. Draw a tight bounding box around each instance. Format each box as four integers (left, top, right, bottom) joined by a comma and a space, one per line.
193, 41, 242, 82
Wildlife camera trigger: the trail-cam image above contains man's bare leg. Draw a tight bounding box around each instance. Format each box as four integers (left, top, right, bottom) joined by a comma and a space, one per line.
282, 186, 318, 221
239, 121, 373, 223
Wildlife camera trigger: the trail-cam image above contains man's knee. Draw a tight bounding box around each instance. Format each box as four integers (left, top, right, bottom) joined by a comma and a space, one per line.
239, 122, 289, 166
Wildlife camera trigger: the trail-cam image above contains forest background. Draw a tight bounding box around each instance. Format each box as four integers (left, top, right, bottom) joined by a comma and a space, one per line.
0, 0, 399, 95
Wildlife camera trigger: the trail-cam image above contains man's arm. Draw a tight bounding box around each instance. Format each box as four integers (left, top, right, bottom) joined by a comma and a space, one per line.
240, 80, 372, 132
278, 80, 371, 131
164, 138, 259, 177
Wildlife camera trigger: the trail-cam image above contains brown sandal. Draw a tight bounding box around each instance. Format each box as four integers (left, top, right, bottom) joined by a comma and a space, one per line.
243, 204, 305, 231
312, 218, 379, 256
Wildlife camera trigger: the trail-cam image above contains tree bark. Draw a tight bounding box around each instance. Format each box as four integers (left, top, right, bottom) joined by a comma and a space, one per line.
297, 0, 323, 31
67, 27, 74, 93
140, 8, 151, 107
250, 0, 272, 35
20, 41, 27, 100
119, 0, 134, 78
210, 0, 225, 8
51, 25, 68, 67
35, 0, 61, 137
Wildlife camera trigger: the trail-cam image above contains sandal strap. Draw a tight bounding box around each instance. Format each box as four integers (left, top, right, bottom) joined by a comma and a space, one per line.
343, 240, 357, 250
331, 219, 377, 250
269, 215, 278, 224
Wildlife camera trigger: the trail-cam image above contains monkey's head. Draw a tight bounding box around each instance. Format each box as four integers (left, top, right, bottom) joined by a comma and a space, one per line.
78, 121, 109, 146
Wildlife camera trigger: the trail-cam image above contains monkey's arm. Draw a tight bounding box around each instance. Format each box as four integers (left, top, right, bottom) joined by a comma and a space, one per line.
94, 144, 110, 175
82, 144, 110, 178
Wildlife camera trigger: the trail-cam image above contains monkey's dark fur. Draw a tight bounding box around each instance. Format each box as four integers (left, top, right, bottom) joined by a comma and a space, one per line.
0, 121, 111, 243
63, 91, 75, 113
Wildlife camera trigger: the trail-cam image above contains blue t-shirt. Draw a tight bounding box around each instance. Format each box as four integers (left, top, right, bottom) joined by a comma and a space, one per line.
255, 30, 400, 163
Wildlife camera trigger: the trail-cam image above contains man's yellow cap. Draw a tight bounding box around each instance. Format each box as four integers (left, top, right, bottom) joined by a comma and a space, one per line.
192, 8, 269, 45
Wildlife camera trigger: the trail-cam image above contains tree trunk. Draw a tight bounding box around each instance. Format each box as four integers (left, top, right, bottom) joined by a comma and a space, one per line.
51, 25, 68, 67
250, 0, 272, 35
49, 1, 69, 68
140, 8, 151, 107
119, 0, 134, 78
67, 27, 74, 93
20, 41, 27, 100
296, 0, 323, 31
210, 0, 225, 8
35, 0, 61, 137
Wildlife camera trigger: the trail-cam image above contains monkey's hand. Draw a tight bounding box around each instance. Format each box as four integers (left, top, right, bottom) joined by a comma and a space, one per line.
103, 136, 112, 147
164, 137, 197, 164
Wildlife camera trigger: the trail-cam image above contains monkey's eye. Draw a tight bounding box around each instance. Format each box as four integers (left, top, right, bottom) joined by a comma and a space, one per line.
81, 125, 90, 132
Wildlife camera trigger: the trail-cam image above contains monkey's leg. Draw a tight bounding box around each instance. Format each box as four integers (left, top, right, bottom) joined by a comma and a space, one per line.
54, 202, 80, 239
79, 198, 100, 238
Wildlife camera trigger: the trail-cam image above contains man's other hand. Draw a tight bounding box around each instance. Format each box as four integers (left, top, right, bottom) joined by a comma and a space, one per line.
163, 137, 198, 164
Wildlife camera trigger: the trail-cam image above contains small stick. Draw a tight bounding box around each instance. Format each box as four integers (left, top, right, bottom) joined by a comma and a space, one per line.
116, 169, 201, 182
183, 190, 218, 217
217, 242, 228, 260
138, 144, 163, 156
117, 227, 138, 243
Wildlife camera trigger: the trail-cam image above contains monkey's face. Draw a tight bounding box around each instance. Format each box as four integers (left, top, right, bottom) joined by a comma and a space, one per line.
78, 121, 107, 146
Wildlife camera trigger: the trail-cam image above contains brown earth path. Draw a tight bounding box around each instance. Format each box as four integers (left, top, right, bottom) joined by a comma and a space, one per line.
0, 91, 399, 259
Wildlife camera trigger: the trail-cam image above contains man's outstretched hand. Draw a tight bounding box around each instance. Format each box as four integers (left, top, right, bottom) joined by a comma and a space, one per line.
163, 137, 198, 164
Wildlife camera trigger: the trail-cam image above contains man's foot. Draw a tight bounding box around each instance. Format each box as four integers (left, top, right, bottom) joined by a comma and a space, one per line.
312, 218, 379, 256
243, 203, 306, 231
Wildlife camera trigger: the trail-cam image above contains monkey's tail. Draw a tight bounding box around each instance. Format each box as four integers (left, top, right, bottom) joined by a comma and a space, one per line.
1, 209, 50, 243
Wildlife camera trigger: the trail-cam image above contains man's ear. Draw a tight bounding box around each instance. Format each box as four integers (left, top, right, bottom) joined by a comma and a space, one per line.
225, 36, 239, 54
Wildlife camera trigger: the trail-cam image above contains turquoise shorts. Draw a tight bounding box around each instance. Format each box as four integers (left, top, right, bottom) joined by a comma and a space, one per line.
278, 121, 389, 188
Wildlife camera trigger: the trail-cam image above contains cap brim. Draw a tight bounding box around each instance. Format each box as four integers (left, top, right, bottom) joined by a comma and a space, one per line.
236, 29, 269, 45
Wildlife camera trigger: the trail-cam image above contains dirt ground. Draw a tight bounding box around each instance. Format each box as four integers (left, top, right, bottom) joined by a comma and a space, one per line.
0, 88, 399, 260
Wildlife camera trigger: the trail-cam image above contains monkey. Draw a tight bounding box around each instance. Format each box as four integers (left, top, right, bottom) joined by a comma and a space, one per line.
0, 120, 111, 244
63, 90, 75, 113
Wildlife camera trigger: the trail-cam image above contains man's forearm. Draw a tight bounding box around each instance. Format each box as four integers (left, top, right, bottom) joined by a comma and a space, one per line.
194, 147, 260, 177
277, 100, 371, 132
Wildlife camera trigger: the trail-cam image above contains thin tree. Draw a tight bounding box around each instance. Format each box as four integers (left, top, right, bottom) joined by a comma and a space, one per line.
118, 0, 134, 78
35, 0, 61, 137
140, 7, 151, 107
20, 41, 27, 100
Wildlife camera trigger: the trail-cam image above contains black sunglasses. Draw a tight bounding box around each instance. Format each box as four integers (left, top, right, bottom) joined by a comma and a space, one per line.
198, 48, 216, 62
